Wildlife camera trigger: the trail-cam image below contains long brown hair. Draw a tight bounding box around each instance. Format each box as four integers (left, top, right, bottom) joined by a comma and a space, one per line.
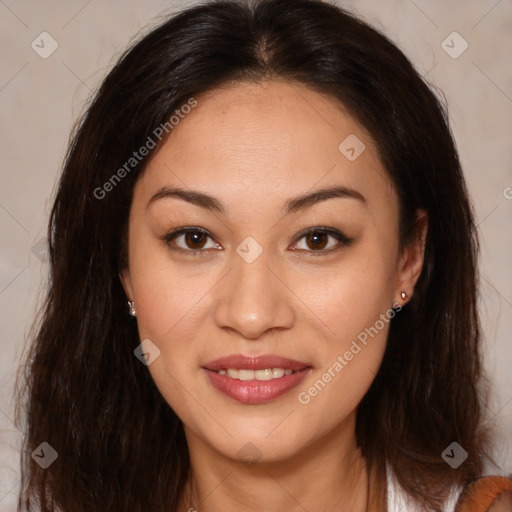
15, 0, 492, 510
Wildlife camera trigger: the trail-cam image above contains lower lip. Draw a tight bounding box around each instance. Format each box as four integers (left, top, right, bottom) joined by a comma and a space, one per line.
202, 368, 311, 404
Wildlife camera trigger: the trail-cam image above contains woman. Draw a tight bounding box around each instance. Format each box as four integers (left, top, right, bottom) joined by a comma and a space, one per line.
14, 0, 511, 510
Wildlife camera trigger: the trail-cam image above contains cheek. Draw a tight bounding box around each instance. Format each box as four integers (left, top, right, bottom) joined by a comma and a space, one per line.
293, 237, 395, 408
130, 259, 207, 419
284, 277, 391, 403
135, 273, 207, 342
128, 231, 212, 342
126, 246, 214, 416
296, 337, 386, 434
310, 245, 396, 339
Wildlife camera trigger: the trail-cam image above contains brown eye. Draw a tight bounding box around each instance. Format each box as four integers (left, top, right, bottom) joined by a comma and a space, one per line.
163, 227, 221, 254
183, 231, 208, 250
292, 227, 354, 255
305, 231, 329, 250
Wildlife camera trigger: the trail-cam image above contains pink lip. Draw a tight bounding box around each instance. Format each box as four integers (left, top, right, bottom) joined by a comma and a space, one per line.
202, 354, 309, 371
201, 354, 312, 404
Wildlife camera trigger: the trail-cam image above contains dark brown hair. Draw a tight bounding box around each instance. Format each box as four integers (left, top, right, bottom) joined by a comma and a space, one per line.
15, 0, 492, 510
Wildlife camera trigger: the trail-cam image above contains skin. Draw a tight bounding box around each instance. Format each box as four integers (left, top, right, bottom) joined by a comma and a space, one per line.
120, 79, 428, 512
488, 491, 512, 512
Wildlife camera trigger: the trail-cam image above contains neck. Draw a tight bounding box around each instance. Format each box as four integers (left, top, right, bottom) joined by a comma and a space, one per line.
177, 413, 386, 512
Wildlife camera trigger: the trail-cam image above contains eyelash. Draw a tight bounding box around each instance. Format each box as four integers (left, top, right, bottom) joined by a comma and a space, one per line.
162, 226, 354, 257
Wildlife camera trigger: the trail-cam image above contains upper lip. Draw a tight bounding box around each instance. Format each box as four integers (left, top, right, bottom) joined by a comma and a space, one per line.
202, 354, 310, 371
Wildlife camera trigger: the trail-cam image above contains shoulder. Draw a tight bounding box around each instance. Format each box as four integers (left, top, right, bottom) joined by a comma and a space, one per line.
454, 476, 512, 512
386, 464, 512, 512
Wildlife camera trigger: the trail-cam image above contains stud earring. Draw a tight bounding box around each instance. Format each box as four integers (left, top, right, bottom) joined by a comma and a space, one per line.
127, 300, 136, 317
400, 291, 407, 301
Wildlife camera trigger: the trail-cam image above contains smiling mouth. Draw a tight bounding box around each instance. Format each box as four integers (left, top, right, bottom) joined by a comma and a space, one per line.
211, 367, 302, 380
202, 366, 311, 404
201, 354, 312, 403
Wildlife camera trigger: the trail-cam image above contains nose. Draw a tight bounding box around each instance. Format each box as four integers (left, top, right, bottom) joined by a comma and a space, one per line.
213, 245, 296, 340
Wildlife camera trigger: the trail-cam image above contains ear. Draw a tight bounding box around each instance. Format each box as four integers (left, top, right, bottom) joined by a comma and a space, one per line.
119, 267, 134, 301
395, 209, 428, 305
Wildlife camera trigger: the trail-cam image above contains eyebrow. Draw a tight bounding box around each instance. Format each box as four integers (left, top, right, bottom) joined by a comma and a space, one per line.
146, 184, 367, 215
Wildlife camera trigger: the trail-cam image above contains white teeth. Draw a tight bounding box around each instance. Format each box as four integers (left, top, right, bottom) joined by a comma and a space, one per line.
255, 369, 273, 380
238, 369, 254, 381
216, 367, 299, 380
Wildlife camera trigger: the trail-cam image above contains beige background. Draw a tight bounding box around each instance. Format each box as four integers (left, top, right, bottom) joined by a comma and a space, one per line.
0, 0, 511, 509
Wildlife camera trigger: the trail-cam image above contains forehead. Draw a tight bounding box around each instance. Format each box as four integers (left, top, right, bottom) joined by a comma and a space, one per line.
135, 79, 396, 218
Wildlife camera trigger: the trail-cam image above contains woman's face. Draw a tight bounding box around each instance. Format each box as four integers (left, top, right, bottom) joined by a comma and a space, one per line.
121, 79, 425, 463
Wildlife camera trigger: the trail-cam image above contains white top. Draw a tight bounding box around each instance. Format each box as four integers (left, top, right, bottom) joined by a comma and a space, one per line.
387, 463, 462, 511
